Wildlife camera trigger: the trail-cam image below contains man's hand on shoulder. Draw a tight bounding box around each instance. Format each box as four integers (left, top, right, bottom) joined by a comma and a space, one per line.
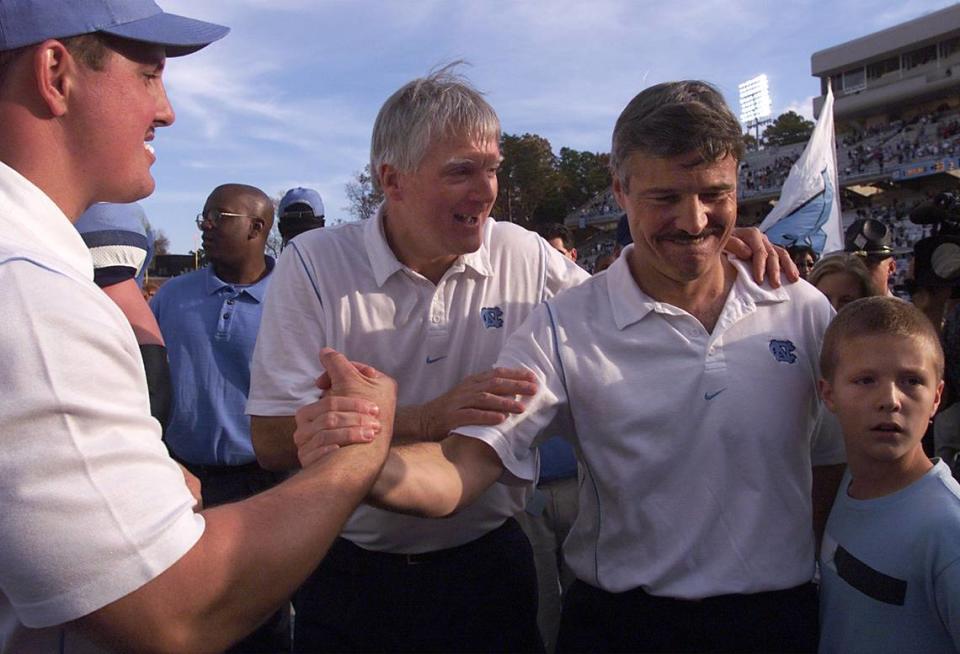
726, 226, 799, 288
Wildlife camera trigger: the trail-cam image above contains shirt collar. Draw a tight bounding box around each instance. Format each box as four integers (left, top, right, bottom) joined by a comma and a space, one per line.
608, 246, 789, 331
363, 204, 494, 287
203, 255, 275, 301
0, 161, 94, 281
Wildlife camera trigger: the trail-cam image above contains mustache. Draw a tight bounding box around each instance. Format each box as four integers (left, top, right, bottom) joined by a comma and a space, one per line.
657, 227, 725, 241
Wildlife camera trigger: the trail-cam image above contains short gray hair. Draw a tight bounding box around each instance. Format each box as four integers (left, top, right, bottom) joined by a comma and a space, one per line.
370, 63, 500, 191
610, 80, 744, 189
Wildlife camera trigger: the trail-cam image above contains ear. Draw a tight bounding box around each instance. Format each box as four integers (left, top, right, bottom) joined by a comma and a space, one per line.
887, 258, 897, 276
570, 248, 578, 262
612, 176, 627, 212
932, 379, 945, 418
32, 40, 75, 118
248, 217, 266, 239
380, 163, 403, 202
818, 377, 836, 412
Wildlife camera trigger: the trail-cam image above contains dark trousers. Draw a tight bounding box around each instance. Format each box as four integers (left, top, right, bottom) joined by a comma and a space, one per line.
292, 517, 543, 653
557, 579, 818, 654
185, 461, 291, 654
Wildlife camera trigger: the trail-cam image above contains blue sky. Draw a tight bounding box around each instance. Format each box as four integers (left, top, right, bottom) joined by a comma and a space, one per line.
145, 0, 954, 253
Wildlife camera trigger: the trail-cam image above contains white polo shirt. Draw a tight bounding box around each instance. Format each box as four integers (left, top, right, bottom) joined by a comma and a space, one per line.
457, 248, 845, 597
0, 162, 205, 653
247, 208, 588, 553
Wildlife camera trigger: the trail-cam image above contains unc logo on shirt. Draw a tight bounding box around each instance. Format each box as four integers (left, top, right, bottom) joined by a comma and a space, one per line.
769, 339, 797, 364
480, 306, 504, 329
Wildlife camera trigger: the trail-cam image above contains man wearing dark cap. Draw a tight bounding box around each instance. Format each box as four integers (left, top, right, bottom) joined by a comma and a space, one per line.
845, 218, 901, 296
278, 186, 325, 247
0, 2, 394, 652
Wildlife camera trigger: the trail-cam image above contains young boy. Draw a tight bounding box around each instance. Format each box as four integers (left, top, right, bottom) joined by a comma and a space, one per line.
818, 296, 960, 653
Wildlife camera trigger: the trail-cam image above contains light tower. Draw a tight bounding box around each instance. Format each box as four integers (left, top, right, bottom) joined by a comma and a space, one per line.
738, 74, 772, 148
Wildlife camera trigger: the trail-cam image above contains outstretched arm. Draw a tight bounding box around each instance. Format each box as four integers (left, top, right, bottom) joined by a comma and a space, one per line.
76, 349, 397, 654
366, 435, 506, 518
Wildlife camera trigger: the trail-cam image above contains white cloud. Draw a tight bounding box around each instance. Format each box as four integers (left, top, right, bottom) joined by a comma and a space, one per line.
778, 97, 816, 121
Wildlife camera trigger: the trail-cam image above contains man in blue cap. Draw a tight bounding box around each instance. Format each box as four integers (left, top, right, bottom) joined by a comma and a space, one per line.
0, 3, 395, 652
278, 186, 325, 247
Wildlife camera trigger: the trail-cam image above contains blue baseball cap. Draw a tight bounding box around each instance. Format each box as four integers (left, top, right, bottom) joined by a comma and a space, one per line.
0, 0, 229, 56
279, 187, 324, 218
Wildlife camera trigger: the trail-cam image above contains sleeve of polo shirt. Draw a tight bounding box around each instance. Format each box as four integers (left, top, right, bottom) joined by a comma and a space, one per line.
247, 242, 327, 416
75, 217, 150, 288
540, 235, 590, 299
456, 301, 570, 484
0, 262, 204, 629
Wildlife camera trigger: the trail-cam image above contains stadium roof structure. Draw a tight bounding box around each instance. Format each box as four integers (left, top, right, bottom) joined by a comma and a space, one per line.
811, 4, 960, 119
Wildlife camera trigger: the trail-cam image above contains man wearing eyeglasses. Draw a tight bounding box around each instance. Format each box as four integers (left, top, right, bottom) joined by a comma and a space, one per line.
150, 183, 289, 650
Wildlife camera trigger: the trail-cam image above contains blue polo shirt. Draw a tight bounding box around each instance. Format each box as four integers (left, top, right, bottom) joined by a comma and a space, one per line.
151, 258, 274, 465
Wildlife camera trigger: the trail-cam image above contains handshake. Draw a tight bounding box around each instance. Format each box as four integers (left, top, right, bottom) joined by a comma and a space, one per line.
292, 348, 539, 468
294, 348, 398, 468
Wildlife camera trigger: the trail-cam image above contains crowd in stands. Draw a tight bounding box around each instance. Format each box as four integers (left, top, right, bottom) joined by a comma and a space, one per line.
740, 105, 960, 198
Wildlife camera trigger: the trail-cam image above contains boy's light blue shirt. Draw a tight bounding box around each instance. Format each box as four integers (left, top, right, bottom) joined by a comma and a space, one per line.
151, 259, 274, 466
819, 460, 960, 653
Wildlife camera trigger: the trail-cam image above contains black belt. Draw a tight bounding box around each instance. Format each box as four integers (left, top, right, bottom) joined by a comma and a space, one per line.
349, 517, 520, 566
185, 460, 262, 477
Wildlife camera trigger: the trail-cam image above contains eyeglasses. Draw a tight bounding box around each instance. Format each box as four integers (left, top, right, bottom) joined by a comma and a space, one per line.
195, 209, 256, 230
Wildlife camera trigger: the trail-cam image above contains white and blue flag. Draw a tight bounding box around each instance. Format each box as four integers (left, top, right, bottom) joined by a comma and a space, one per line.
760, 84, 843, 255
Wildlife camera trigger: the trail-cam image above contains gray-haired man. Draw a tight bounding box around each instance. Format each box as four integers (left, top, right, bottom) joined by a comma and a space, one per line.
0, 2, 394, 652
250, 71, 796, 652
296, 81, 841, 653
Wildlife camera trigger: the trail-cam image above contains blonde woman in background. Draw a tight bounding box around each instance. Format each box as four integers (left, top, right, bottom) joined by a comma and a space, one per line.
808, 253, 880, 311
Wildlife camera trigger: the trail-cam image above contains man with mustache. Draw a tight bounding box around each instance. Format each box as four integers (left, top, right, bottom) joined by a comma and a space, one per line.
298, 80, 845, 653
250, 70, 799, 652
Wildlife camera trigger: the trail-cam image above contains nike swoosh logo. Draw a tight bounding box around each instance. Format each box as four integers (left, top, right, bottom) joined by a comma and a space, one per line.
426, 355, 448, 364
704, 388, 727, 401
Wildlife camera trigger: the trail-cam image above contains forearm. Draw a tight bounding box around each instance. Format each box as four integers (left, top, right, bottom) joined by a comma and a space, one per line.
251, 415, 300, 471
78, 439, 388, 653
369, 436, 505, 519
368, 442, 465, 518
812, 463, 845, 550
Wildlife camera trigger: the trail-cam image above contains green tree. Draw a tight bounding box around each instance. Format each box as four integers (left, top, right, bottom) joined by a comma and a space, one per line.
557, 147, 611, 212
152, 229, 170, 256
494, 133, 562, 227
762, 111, 814, 147
345, 165, 384, 221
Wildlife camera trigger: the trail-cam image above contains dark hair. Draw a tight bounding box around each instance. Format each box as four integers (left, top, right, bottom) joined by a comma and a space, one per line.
610, 80, 744, 189
787, 244, 816, 260
540, 223, 574, 250
0, 34, 108, 91
820, 296, 945, 381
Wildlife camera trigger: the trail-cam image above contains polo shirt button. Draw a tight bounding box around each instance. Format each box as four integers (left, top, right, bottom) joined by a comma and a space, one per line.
223, 314, 230, 320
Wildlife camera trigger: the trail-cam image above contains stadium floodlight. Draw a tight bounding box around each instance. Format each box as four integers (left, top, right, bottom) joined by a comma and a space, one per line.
739, 74, 772, 146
